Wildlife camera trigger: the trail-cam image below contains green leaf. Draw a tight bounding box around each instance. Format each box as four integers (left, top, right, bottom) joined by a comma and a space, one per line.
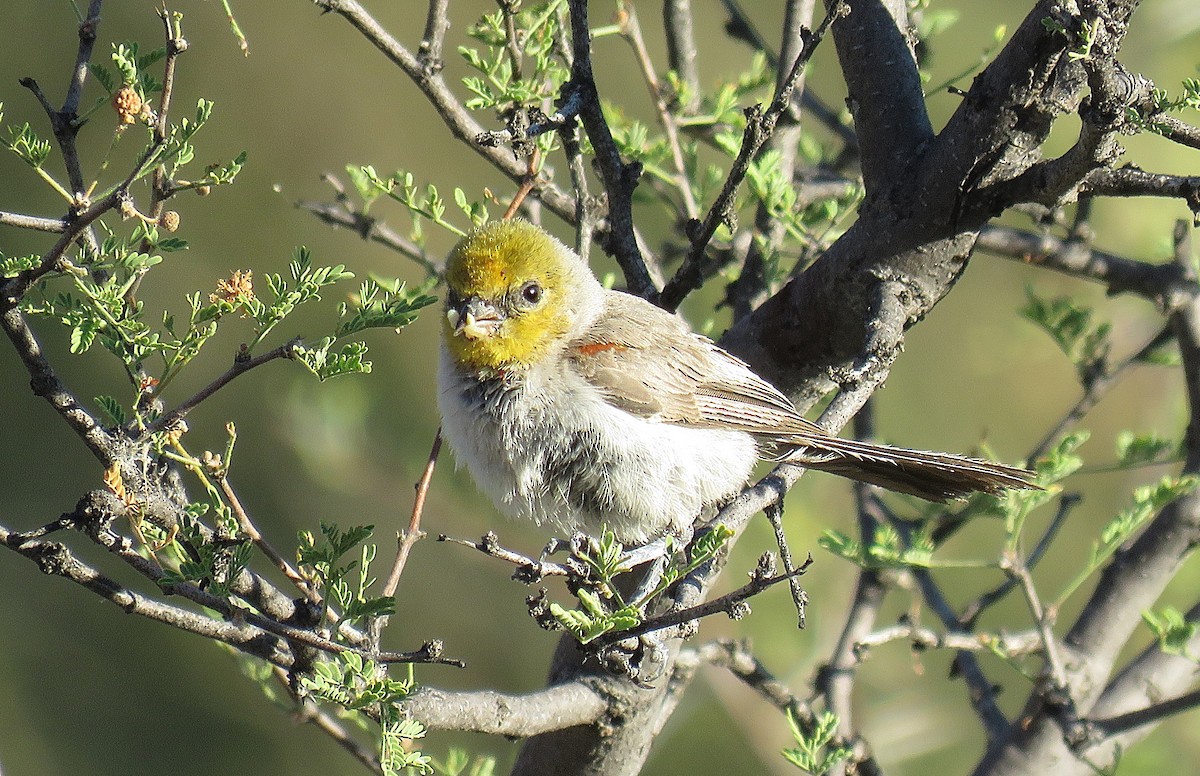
333, 276, 437, 339
820, 525, 939, 570
95, 395, 127, 426
293, 339, 373, 380
917, 9, 960, 38
346, 163, 383, 208
1021, 290, 1111, 386
112, 42, 139, 85
89, 63, 116, 94
1135, 340, 1181, 367
1142, 606, 1197, 658
1116, 431, 1177, 468
0, 253, 41, 277
782, 710, 851, 774
6, 123, 52, 168
69, 319, 100, 354
1056, 475, 1200, 607
690, 523, 734, 565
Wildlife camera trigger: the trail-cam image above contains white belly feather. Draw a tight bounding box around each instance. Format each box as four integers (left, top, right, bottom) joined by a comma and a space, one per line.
437, 349, 757, 544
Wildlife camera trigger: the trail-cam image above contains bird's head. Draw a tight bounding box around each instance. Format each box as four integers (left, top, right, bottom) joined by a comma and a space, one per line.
442, 219, 602, 373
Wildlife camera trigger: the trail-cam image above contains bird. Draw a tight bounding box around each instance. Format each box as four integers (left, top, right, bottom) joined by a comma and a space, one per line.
436, 219, 1038, 545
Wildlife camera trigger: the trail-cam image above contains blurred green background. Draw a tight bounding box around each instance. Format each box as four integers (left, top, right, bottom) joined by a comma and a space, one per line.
1, 1, 1198, 774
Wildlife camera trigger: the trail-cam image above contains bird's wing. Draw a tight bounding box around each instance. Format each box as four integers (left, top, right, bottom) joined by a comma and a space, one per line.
567, 291, 1039, 500
566, 291, 822, 436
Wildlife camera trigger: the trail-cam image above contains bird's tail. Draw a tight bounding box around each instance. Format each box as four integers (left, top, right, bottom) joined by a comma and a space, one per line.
781, 435, 1039, 502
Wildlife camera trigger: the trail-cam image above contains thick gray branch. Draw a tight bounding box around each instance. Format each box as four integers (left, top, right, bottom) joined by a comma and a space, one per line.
829, 0, 931, 194
405, 684, 606, 736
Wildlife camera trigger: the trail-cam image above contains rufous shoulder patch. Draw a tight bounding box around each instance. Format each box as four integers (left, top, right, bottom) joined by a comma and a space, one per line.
575, 341, 628, 357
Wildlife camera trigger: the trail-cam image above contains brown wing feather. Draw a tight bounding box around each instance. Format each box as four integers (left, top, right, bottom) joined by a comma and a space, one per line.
569, 291, 814, 431
568, 291, 1038, 501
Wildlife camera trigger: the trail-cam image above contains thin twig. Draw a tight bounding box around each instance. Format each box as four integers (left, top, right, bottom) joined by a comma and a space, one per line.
764, 501, 807, 628
142, 342, 296, 438
17, 0, 107, 260
314, 0, 578, 223
126, 7, 188, 307
380, 429, 441, 598
561, 117, 594, 260
274, 666, 384, 773
819, 476, 887, 746
564, 0, 655, 296
689, 638, 816, 722
1004, 554, 1073, 707
439, 531, 573, 577
1026, 325, 1175, 463
913, 566, 1011, 739
684, 639, 884, 776
977, 224, 1189, 302
725, 0, 814, 321
502, 148, 543, 220
1088, 687, 1200, 738
589, 554, 814, 649
214, 473, 316, 600
297, 174, 441, 275
660, 1, 841, 310
855, 623, 1043, 656
718, 0, 858, 150
958, 493, 1082, 626
617, 0, 699, 219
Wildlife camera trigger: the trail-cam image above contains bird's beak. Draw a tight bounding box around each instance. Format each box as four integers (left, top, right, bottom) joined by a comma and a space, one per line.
447, 296, 503, 340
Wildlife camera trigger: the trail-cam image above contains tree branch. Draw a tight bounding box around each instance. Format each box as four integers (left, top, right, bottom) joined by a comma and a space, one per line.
828, 0, 931, 193
0, 210, 67, 232
404, 684, 606, 736
564, 0, 653, 297
1, 517, 297, 668
142, 342, 297, 438
311, 0, 578, 223
660, 1, 838, 310
0, 305, 114, 464
974, 218, 1200, 776
976, 224, 1191, 302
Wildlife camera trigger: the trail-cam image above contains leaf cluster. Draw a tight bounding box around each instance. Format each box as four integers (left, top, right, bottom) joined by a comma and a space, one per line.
459, 0, 570, 112
304, 653, 433, 775
1021, 289, 1111, 387
297, 522, 396, 631
548, 525, 733, 644
782, 710, 852, 775
157, 502, 253, 600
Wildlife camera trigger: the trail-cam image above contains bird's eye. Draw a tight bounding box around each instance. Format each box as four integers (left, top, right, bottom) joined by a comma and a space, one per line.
520, 281, 543, 305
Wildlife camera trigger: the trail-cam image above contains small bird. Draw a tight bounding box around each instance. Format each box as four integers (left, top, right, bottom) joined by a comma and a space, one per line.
437, 220, 1037, 545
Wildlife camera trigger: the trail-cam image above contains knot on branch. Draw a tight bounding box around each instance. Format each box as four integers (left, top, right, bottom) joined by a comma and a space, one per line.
72, 488, 127, 542
1109, 64, 1153, 112
26, 539, 77, 578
